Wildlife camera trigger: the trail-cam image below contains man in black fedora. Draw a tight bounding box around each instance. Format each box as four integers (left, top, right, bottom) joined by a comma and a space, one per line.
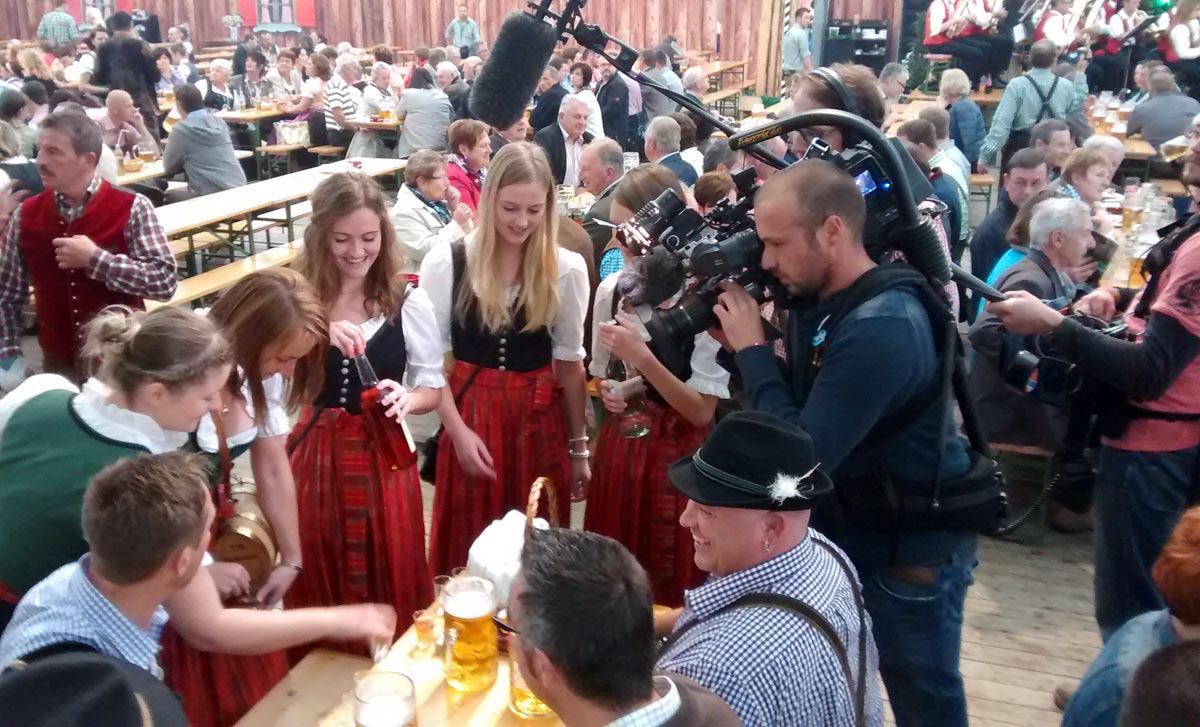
655, 410, 884, 727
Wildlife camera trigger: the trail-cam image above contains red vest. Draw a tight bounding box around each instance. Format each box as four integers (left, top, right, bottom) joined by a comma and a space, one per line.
1161, 21, 1196, 63
1102, 11, 1131, 55
925, 0, 955, 45
18, 181, 142, 368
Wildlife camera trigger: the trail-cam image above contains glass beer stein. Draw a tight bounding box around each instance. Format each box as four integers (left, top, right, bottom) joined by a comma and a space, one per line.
509, 634, 554, 718
442, 575, 499, 692
354, 671, 417, 727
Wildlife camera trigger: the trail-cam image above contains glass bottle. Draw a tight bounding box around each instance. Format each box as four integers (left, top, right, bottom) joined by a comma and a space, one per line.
605, 355, 650, 439
356, 354, 418, 471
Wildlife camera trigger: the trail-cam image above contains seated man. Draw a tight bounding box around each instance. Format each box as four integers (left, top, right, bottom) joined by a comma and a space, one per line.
1030, 118, 1076, 181
656, 411, 884, 727
969, 149, 1049, 286
1128, 69, 1200, 151
577, 138, 625, 265
162, 83, 247, 201
644, 116, 698, 187
533, 95, 594, 187
1063, 506, 1200, 727
508, 527, 741, 727
0, 452, 397, 672
969, 197, 1092, 458
0, 111, 176, 381
98, 89, 157, 159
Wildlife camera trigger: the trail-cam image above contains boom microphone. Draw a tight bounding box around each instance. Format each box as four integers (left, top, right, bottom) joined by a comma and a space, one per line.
468, 12, 560, 129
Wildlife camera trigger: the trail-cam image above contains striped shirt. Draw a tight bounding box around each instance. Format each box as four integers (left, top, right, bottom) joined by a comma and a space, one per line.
0, 556, 168, 677
657, 530, 884, 727
324, 75, 358, 132
36, 8, 78, 44
0, 175, 177, 359
979, 68, 1088, 163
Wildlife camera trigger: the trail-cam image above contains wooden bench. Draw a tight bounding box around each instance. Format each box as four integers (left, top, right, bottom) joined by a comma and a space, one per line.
147, 241, 304, 310
309, 145, 346, 164
970, 172, 997, 213
167, 201, 314, 272
256, 144, 306, 178
702, 79, 757, 118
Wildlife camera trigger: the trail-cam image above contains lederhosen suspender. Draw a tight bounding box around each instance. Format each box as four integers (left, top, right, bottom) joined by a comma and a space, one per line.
658, 539, 869, 727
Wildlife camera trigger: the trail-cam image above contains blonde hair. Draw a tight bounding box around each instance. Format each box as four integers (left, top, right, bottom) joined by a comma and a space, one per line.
207, 269, 327, 420
455, 142, 559, 333
16, 49, 51, 81
294, 172, 404, 398
939, 68, 971, 99
82, 306, 231, 397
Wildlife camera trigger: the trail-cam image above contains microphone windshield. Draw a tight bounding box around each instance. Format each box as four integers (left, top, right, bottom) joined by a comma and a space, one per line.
469, 12, 560, 129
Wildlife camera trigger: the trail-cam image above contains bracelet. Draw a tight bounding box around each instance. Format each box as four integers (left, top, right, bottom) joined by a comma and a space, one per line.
278, 561, 303, 573
568, 449, 591, 459
568, 436, 590, 444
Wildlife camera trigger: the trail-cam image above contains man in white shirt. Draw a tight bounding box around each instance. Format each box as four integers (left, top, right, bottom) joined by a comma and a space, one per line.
324, 54, 362, 148
1035, 0, 1077, 53
533, 95, 593, 187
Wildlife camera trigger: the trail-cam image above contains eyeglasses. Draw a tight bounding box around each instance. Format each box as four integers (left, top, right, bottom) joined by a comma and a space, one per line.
797, 125, 838, 146
493, 615, 518, 635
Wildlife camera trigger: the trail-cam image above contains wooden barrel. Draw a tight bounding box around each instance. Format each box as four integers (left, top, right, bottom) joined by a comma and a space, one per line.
212, 483, 277, 592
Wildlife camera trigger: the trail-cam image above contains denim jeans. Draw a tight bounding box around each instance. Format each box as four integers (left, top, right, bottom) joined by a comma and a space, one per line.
1093, 444, 1200, 641
837, 528, 978, 727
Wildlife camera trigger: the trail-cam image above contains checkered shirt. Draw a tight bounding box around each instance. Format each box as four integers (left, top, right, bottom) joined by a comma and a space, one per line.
0, 175, 177, 359
36, 9, 79, 45
657, 530, 884, 727
979, 68, 1088, 164
0, 556, 167, 677
606, 675, 682, 727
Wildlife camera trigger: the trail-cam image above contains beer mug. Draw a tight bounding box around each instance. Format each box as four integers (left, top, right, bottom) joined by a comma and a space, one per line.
509, 635, 554, 718
354, 671, 417, 727
442, 575, 499, 692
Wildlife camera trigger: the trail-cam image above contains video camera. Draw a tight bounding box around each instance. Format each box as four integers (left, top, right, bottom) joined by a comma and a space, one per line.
612, 110, 944, 349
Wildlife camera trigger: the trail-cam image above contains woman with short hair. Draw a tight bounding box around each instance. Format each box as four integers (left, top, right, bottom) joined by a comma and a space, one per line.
445, 118, 491, 212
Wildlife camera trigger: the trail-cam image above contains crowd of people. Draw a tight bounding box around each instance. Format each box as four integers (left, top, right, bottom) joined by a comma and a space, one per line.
0, 1, 1199, 727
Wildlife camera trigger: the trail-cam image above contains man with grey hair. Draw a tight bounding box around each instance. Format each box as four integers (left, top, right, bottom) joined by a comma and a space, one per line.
645, 115, 697, 185
969, 196, 1093, 455
1128, 69, 1200, 150
461, 56, 483, 83
703, 140, 744, 174
533, 94, 594, 186
436, 60, 470, 118
578, 138, 626, 261
324, 54, 362, 147
0, 111, 176, 382
530, 65, 569, 132
878, 63, 908, 105
679, 66, 716, 145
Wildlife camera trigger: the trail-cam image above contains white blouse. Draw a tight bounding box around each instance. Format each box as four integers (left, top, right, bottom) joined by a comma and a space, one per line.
1170, 20, 1200, 60
570, 88, 605, 141
419, 233, 591, 362
195, 371, 291, 452
362, 287, 448, 390
0, 375, 188, 452
588, 274, 731, 399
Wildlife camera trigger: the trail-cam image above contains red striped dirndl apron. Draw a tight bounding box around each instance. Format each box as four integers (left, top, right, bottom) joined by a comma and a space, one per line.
583, 401, 708, 606
428, 361, 571, 576
160, 625, 289, 727
285, 406, 431, 657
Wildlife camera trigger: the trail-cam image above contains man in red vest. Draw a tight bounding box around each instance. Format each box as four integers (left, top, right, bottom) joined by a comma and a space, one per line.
0, 110, 176, 385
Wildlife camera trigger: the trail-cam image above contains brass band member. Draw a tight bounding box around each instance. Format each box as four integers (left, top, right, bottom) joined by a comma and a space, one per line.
924, 0, 990, 87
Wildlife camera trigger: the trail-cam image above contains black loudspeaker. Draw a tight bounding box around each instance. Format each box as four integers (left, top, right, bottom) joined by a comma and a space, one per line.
132, 13, 161, 43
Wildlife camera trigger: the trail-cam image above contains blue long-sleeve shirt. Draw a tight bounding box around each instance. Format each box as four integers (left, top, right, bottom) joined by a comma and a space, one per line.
948, 98, 986, 168
732, 283, 970, 484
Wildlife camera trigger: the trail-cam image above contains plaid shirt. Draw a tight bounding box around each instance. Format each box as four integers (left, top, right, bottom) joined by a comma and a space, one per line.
657, 530, 884, 727
979, 68, 1088, 163
0, 175, 177, 359
0, 556, 167, 677
606, 676, 682, 727
36, 8, 79, 45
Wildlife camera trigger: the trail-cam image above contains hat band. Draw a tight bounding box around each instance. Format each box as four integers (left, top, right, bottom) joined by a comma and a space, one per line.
692, 452, 775, 497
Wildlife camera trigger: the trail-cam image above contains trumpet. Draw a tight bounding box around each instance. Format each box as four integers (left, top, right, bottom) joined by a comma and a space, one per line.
945, 0, 975, 38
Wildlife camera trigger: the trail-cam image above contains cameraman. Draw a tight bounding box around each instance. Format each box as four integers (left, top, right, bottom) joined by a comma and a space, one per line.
987, 115, 1200, 642
711, 159, 976, 727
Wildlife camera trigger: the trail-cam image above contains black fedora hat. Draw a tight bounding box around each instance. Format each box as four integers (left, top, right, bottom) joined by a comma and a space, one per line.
667, 410, 833, 511
0, 650, 188, 727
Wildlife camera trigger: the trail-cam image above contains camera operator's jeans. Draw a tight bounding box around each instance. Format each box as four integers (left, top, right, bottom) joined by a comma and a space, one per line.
838, 528, 978, 727
1094, 444, 1200, 642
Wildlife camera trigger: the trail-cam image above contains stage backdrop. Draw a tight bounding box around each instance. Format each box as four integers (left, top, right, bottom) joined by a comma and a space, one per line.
3, 0, 801, 97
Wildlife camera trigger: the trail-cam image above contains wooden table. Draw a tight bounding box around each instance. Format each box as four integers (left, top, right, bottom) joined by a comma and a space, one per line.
314, 618, 563, 726
156, 157, 405, 272
355, 119, 403, 133
217, 108, 288, 148
116, 150, 253, 187
699, 60, 749, 90
907, 88, 1002, 109
234, 649, 371, 727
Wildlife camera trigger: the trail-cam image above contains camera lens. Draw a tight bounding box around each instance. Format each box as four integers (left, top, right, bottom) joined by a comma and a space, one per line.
646, 291, 719, 349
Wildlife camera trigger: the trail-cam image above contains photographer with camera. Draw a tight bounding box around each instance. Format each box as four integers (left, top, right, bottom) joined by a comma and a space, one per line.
709, 159, 979, 727
987, 114, 1200, 640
